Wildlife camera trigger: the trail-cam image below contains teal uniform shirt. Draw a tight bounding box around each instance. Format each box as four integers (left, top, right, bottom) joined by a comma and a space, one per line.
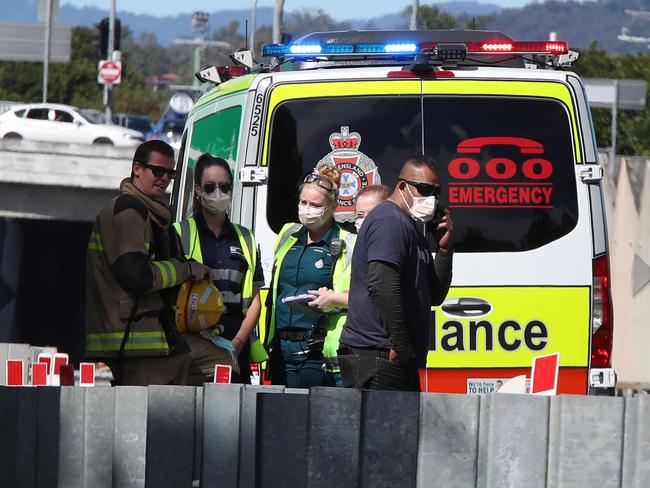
275, 224, 339, 331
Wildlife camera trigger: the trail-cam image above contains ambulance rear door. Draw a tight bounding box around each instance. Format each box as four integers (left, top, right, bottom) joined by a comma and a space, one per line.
421, 77, 591, 394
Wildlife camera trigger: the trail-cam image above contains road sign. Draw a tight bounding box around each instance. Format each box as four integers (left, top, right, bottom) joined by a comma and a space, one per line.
584, 78, 647, 110
0, 22, 71, 63
97, 59, 122, 85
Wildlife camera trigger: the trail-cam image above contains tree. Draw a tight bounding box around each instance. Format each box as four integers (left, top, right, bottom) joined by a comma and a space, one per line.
403, 4, 457, 30
0, 27, 167, 119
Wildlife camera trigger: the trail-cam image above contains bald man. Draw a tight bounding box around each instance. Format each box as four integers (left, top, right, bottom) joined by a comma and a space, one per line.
339, 154, 453, 391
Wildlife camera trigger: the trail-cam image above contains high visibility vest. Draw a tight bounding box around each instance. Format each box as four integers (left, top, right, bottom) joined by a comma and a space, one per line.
173, 217, 257, 314
174, 218, 268, 363
267, 222, 355, 373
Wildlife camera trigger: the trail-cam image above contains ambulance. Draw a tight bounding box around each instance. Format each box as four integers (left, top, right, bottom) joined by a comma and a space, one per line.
170, 30, 615, 395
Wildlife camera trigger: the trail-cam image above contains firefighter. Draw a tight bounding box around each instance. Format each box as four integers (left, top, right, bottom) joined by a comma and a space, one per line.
173, 154, 264, 384
265, 164, 355, 388
85, 140, 209, 385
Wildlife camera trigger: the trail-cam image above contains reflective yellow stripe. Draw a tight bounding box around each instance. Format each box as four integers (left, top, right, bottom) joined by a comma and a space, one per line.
152, 261, 170, 287
262, 80, 421, 164
85, 331, 168, 352
159, 260, 177, 286
88, 231, 103, 251
262, 79, 582, 164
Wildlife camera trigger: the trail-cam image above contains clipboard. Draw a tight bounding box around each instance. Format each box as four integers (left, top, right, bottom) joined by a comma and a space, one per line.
282, 294, 325, 317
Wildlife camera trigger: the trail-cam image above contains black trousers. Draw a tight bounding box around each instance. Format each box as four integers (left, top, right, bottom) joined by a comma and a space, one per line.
337, 345, 420, 392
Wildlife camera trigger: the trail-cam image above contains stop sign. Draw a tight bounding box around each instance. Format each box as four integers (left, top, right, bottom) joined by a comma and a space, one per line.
97, 60, 122, 85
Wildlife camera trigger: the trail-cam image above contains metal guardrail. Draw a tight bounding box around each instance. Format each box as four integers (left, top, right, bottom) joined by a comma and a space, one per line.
1, 385, 649, 488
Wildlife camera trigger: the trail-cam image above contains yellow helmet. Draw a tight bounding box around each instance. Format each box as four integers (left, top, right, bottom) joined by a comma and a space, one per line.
175, 280, 225, 334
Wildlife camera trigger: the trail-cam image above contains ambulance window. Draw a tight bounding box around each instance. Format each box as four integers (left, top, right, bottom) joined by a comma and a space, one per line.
423, 96, 578, 253
266, 96, 422, 232
180, 106, 242, 217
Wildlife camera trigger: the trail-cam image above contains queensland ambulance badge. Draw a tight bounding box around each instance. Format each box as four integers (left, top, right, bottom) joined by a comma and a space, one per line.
316, 126, 381, 223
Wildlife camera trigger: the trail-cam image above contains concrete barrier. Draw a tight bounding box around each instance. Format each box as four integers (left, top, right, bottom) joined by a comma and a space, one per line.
3, 386, 650, 487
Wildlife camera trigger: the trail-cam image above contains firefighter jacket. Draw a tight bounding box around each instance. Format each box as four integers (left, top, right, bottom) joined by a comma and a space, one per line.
85, 178, 191, 358
266, 222, 355, 373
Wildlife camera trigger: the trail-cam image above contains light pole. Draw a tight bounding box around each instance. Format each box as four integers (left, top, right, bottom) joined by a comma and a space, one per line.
104, 0, 116, 123
410, 0, 419, 31
250, 0, 258, 54
273, 0, 285, 44
42, 0, 53, 102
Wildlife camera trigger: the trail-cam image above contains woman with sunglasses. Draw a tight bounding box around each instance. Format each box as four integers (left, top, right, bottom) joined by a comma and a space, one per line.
173, 153, 264, 385
265, 164, 356, 388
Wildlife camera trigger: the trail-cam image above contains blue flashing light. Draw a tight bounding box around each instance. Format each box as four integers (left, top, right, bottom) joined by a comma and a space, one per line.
356, 44, 386, 53
384, 43, 418, 53
324, 44, 354, 54
262, 44, 290, 56
289, 44, 322, 54
262, 41, 420, 57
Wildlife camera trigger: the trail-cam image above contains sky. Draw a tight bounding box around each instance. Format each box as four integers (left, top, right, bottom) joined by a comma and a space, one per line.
60, 0, 535, 20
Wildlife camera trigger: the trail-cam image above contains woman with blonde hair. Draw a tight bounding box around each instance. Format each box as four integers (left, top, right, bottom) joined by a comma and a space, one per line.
265, 164, 355, 387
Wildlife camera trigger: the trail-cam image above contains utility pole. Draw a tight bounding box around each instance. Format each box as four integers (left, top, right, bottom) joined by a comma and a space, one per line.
410, 0, 419, 31
250, 0, 258, 54
42, 0, 53, 102
104, 0, 116, 124
273, 0, 285, 44
172, 12, 231, 92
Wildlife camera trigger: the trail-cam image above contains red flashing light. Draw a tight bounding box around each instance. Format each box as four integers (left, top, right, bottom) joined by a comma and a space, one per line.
216, 66, 248, 78
592, 254, 613, 368
465, 41, 568, 55
387, 69, 455, 79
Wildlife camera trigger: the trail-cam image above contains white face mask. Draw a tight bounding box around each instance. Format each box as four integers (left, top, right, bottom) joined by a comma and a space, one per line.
400, 184, 438, 223
201, 188, 231, 214
354, 217, 365, 232
298, 204, 330, 229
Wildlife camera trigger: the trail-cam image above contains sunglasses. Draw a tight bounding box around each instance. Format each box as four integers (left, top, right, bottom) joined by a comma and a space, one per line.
139, 162, 177, 179
400, 179, 441, 197
203, 181, 232, 194
303, 173, 336, 195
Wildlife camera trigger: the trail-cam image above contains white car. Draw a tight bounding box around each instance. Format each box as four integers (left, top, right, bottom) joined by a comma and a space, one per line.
0, 103, 144, 146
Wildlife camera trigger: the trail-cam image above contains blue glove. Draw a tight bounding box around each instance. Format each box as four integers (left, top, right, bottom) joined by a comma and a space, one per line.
210, 335, 236, 354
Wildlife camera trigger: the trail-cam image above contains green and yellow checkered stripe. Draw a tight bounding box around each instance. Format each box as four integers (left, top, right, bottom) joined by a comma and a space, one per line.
88, 231, 103, 251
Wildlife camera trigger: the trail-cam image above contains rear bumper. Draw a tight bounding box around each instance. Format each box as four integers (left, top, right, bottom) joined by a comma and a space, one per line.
419, 367, 589, 394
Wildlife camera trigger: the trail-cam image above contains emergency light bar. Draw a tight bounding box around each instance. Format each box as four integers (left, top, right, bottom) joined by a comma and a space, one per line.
262, 39, 569, 58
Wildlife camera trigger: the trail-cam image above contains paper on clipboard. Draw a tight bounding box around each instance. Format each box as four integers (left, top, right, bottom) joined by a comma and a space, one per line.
281, 294, 324, 317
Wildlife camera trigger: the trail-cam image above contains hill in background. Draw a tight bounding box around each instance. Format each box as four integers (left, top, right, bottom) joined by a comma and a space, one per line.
1, 0, 650, 53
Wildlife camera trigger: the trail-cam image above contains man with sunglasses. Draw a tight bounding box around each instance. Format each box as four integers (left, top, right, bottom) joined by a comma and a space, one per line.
339, 154, 454, 391
86, 140, 209, 385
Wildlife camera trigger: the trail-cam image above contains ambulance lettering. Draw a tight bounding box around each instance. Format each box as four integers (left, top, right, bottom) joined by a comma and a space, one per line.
447, 137, 554, 209
431, 316, 549, 352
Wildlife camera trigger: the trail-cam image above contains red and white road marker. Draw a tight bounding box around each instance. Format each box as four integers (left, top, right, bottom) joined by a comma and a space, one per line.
79, 363, 96, 387
214, 364, 232, 384
50, 353, 69, 387
32, 362, 48, 386
6, 359, 24, 386
37, 353, 53, 376
531, 352, 560, 395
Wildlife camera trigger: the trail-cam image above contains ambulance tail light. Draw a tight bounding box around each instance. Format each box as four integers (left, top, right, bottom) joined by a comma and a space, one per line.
592, 254, 613, 368
465, 41, 568, 55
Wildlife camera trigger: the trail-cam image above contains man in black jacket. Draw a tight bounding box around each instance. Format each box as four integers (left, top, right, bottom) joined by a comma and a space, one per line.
338, 155, 453, 391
